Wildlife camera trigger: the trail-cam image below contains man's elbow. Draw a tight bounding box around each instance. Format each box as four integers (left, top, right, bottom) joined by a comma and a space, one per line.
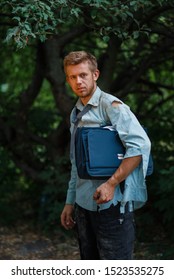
146, 137, 151, 153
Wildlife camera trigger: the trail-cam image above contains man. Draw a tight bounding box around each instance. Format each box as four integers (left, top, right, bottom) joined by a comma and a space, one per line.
60, 51, 151, 260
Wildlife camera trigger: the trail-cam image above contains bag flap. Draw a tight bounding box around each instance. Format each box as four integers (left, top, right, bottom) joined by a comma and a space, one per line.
86, 128, 125, 169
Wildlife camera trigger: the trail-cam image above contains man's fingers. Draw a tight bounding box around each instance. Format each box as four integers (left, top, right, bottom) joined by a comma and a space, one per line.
93, 190, 100, 200
60, 204, 75, 230
93, 191, 111, 204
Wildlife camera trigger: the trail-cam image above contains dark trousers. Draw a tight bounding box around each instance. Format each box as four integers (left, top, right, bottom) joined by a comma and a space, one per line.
74, 203, 135, 260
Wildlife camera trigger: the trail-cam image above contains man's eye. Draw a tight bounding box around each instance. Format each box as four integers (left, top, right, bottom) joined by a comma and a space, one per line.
81, 74, 87, 78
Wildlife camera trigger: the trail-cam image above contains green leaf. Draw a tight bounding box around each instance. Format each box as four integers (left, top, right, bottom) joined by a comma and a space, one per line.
4, 27, 20, 43
12, 16, 21, 22
133, 30, 139, 39
102, 35, 110, 42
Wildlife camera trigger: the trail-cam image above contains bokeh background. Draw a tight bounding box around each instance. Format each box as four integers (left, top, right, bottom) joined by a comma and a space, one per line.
0, 0, 174, 259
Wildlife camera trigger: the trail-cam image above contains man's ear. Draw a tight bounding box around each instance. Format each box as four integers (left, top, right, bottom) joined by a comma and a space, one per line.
93, 69, 100, 81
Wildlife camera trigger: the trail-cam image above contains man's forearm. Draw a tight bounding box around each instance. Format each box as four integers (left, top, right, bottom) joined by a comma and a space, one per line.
107, 155, 142, 187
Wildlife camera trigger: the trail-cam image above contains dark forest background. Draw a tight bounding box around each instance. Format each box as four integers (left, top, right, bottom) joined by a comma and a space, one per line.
0, 0, 174, 259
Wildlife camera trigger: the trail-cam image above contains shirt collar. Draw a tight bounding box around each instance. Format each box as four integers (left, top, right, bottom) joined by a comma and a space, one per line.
75, 86, 101, 111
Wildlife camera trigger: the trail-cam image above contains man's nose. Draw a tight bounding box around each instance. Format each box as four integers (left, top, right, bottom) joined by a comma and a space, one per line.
76, 76, 82, 83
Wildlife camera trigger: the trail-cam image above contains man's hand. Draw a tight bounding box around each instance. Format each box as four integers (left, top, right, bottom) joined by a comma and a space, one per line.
60, 204, 75, 230
93, 155, 142, 204
93, 181, 115, 204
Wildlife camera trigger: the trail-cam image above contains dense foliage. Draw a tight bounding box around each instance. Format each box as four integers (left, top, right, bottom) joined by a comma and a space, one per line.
0, 0, 174, 257
2, 0, 167, 48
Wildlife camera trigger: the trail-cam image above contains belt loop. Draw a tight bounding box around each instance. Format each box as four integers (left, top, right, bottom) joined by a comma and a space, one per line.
120, 201, 131, 214
120, 202, 125, 214
128, 201, 134, 212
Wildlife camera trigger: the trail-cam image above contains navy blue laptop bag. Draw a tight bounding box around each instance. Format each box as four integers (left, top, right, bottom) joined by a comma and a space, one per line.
75, 126, 153, 180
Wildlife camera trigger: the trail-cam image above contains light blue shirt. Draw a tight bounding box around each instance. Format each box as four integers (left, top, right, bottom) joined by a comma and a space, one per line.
65, 87, 151, 212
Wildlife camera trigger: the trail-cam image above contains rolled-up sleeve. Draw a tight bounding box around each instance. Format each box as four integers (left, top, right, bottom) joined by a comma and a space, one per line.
106, 103, 151, 178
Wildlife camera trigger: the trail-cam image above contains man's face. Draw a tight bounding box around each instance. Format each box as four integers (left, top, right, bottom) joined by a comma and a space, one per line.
66, 61, 99, 105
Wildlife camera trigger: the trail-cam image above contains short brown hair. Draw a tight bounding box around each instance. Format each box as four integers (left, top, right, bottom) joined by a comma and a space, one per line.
63, 51, 98, 73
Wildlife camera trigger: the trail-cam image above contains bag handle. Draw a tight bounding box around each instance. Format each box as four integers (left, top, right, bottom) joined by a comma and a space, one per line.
70, 104, 92, 159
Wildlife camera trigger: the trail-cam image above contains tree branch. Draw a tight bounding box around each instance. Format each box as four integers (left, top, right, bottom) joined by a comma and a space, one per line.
17, 42, 45, 120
